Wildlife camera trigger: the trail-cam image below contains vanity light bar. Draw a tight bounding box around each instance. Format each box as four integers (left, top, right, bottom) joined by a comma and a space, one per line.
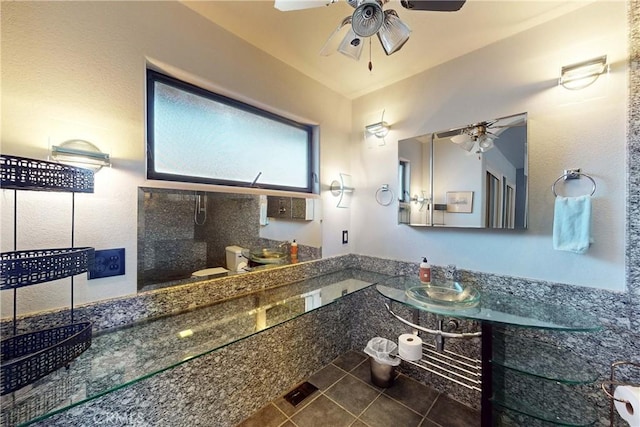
51, 145, 110, 165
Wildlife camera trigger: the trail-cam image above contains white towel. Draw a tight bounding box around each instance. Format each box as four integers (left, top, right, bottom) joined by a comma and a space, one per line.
552, 195, 593, 254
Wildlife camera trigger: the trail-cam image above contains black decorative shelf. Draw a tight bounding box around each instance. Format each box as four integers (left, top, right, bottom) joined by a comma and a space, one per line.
1, 322, 92, 395
1, 248, 95, 290
1, 154, 94, 193
1, 154, 95, 400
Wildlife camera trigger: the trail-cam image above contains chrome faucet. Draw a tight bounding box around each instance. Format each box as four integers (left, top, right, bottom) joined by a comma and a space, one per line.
444, 264, 457, 281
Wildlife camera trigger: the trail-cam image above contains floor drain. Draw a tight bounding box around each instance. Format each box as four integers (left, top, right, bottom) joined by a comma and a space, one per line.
283, 381, 318, 406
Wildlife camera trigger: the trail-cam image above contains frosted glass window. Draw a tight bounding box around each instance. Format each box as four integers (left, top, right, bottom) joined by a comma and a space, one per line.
147, 70, 314, 192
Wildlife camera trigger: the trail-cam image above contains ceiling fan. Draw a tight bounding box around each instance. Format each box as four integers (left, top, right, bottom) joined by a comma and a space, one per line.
436, 115, 526, 154
274, 0, 466, 67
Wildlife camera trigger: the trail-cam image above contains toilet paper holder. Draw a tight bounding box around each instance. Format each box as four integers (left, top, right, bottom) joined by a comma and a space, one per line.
601, 360, 640, 426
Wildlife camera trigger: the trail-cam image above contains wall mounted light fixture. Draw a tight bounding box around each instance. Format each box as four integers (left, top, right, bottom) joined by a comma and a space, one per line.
366, 121, 390, 138
365, 109, 391, 142
410, 191, 428, 211
559, 55, 608, 90
50, 140, 111, 172
330, 173, 354, 208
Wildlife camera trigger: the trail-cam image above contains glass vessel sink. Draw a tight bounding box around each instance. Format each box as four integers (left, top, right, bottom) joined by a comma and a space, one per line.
405, 281, 481, 310
243, 248, 288, 264
376, 276, 602, 330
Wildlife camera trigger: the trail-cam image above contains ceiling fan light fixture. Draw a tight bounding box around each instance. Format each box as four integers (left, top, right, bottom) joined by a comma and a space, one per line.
477, 134, 494, 151
377, 10, 411, 55
352, 0, 384, 37
338, 27, 364, 60
460, 139, 476, 152
320, 16, 352, 56
451, 132, 471, 145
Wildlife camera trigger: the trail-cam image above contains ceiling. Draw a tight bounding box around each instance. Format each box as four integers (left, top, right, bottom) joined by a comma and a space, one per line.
182, 0, 593, 99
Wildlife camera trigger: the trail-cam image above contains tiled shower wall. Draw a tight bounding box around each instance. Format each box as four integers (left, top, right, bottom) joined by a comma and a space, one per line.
137, 188, 263, 289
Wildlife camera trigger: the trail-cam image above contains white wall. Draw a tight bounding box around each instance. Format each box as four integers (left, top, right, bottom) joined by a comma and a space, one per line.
433, 140, 484, 227
1, 1, 352, 315
350, 1, 628, 291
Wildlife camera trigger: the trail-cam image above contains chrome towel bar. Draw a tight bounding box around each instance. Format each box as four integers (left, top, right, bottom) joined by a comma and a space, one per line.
552, 168, 596, 197
384, 303, 482, 339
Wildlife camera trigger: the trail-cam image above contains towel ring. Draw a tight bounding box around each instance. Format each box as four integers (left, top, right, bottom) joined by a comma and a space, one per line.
375, 185, 395, 206
552, 172, 596, 197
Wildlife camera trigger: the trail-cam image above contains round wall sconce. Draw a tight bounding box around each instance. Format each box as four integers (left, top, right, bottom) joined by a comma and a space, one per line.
330, 173, 354, 208
50, 140, 111, 172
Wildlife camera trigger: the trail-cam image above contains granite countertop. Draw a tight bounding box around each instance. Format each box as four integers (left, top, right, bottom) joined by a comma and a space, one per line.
0, 268, 388, 427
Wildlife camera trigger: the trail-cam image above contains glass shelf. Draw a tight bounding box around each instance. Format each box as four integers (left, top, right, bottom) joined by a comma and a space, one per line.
491, 369, 597, 426
491, 332, 599, 385
375, 276, 601, 331
0, 268, 389, 427
493, 405, 596, 427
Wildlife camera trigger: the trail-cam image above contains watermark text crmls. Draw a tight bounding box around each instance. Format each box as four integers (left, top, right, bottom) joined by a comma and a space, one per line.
92, 411, 147, 426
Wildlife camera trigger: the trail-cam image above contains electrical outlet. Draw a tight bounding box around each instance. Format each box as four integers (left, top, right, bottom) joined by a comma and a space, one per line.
342, 230, 348, 244
89, 248, 125, 279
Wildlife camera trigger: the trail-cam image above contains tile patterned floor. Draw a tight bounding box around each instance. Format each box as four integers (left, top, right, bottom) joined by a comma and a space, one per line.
237, 350, 481, 427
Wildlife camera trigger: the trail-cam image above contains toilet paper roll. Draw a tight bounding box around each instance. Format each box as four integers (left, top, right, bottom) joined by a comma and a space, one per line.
398, 334, 423, 361
614, 385, 640, 427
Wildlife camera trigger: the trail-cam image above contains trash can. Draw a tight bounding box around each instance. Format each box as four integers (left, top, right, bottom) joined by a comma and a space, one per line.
364, 337, 401, 388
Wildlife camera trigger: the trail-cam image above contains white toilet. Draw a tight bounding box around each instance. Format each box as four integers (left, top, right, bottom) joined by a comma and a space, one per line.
225, 245, 248, 272
191, 246, 247, 278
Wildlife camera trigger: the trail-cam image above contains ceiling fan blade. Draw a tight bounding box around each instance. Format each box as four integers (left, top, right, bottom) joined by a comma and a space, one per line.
400, 0, 466, 12
274, 0, 336, 12
490, 120, 527, 128
435, 129, 463, 139
490, 123, 526, 129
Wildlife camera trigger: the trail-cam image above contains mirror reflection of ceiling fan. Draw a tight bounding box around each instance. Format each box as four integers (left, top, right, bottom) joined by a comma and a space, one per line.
274, 0, 466, 68
436, 114, 526, 154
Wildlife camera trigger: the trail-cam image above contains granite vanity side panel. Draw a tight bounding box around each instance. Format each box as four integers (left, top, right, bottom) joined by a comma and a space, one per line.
627, 0, 640, 331
31, 296, 353, 427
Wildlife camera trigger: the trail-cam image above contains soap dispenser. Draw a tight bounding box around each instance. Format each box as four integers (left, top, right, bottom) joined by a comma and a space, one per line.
290, 240, 298, 258
419, 257, 431, 284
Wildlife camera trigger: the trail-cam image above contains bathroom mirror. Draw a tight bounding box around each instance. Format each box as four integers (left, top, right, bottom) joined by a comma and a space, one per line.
137, 187, 322, 291
398, 112, 527, 229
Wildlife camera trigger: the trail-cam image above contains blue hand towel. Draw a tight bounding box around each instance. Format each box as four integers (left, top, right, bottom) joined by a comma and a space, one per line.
553, 195, 593, 254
